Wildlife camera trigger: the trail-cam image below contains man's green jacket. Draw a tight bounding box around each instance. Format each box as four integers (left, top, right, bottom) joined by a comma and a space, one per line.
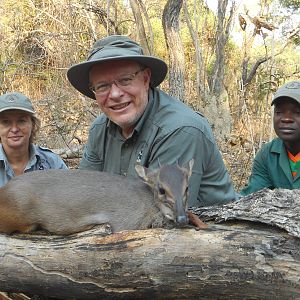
79, 87, 238, 206
240, 138, 300, 195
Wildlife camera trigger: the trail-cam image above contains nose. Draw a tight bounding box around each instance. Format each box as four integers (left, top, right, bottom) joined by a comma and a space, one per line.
109, 82, 124, 98
281, 111, 294, 122
10, 123, 20, 132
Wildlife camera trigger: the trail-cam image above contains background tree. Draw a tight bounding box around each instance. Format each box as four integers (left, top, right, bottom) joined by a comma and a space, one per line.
183, 0, 235, 140
162, 0, 185, 101
0, 0, 299, 188
129, 0, 151, 54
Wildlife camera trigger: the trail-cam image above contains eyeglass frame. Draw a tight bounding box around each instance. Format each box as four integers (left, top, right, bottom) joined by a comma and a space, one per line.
89, 68, 146, 96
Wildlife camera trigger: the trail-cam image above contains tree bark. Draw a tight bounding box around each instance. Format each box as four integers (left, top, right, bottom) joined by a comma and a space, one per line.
129, 0, 151, 55
138, 1, 154, 54
183, 0, 206, 101
191, 188, 300, 238
210, 0, 234, 96
0, 188, 299, 299
162, 0, 185, 101
84, 3, 119, 35
202, 0, 234, 140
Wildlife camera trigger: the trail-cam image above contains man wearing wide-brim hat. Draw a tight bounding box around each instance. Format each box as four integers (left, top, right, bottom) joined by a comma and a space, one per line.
241, 80, 300, 195
67, 35, 237, 206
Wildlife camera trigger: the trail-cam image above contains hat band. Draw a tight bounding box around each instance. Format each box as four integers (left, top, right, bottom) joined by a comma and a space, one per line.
87, 46, 105, 60
88, 41, 144, 61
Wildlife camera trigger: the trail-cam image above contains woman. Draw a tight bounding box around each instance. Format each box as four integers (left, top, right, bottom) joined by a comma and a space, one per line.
0, 92, 68, 187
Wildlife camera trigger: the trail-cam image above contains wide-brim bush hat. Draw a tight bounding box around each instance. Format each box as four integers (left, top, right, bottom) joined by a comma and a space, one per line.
0, 92, 35, 114
67, 35, 168, 99
271, 81, 300, 105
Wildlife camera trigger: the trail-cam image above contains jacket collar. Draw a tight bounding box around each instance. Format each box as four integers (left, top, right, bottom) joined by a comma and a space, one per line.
270, 138, 295, 182
0, 144, 40, 165
270, 138, 285, 154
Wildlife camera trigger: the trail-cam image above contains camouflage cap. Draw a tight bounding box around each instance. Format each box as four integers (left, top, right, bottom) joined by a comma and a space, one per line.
0, 92, 35, 114
271, 81, 300, 105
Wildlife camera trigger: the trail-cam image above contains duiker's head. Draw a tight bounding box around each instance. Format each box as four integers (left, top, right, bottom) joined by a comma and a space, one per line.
135, 160, 194, 226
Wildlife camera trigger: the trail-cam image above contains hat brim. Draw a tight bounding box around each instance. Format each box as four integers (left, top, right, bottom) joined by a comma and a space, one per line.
0, 107, 35, 114
67, 56, 168, 99
271, 94, 300, 105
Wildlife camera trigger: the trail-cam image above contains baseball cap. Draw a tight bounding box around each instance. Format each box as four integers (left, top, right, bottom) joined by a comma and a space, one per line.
271, 81, 300, 105
0, 92, 35, 114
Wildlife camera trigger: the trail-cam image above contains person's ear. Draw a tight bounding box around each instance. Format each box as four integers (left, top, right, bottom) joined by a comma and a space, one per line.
142, 68, 151, 86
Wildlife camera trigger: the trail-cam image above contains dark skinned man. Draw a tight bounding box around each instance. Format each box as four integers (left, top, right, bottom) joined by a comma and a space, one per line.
241, 81, 300, 195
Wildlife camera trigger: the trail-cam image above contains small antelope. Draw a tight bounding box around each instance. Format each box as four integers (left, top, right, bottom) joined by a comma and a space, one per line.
0, 161, 195, 235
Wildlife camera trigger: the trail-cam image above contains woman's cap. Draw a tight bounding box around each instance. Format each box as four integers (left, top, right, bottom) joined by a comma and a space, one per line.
0, 92, 35, 114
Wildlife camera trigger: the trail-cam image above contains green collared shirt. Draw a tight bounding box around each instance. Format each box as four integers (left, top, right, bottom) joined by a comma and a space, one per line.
79, 88, 237, 206
240, 138, 300, 195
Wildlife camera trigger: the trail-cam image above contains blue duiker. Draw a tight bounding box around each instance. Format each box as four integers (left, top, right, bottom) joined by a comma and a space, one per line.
0, 160, 194, 235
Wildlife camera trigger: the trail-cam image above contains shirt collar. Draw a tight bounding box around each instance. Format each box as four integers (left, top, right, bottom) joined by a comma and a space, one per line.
0, 144, 40, 165
270, 138, 286, 154
0, 144, 6, 162
27, 144, 43, 170
29, 144, 39, 160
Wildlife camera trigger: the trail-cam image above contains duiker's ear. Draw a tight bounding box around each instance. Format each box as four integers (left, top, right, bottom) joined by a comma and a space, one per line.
188, 159, 194, 172
135, 164, 148, 180
135, 164, 157, 187
182, 159, 194, 178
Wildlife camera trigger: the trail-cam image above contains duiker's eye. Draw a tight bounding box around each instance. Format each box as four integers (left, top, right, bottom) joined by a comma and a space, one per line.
158, 185, 165, 195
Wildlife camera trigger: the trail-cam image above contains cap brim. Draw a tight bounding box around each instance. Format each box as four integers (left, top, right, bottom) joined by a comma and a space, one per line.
67, 56, 168, 99
0, 107, 35, 114
271, 94, 300, 105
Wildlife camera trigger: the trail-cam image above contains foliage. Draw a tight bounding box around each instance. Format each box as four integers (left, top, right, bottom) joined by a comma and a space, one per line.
0, 0, 299, 188
278, 0, 300, 11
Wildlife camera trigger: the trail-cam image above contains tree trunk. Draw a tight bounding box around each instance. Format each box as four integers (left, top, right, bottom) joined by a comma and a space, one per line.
191, 188, 300, 238
138, 1, 154, 54
183, 0, 206, 102
162, 0, 185, 101
0, 188, 299, 299
203, 0, 234, 140
210, 0, 233, 94
129, 0, 151, 55
201, 91, 232, 141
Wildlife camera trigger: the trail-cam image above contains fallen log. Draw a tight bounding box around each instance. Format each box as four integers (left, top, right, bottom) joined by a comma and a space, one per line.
0, 188, 299, 299
191, 188, 300, 238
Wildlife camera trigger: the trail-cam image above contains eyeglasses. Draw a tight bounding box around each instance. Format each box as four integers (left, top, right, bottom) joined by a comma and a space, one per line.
90, 69, 144, 96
